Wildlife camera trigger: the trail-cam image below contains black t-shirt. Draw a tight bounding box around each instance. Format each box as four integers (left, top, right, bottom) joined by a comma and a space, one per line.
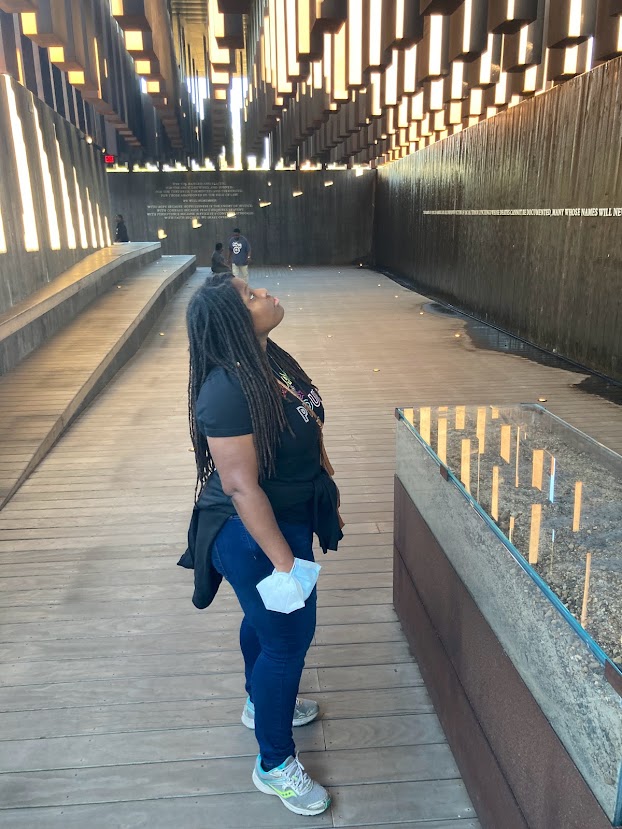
196, 365, 324, 523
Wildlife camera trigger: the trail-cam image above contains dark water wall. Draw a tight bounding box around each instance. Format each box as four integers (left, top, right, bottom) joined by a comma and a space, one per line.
109, 170, 375, 267
375, 57, 622, 381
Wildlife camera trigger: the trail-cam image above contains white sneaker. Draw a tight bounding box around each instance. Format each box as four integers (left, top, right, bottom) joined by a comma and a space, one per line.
252, 754, 331, 816
241, 696, 320, 729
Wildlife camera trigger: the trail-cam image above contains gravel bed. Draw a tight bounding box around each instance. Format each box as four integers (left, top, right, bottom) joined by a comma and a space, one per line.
428, 407, 622, 665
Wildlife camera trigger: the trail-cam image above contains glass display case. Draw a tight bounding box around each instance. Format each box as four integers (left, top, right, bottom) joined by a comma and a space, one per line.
395, 405, 622, 824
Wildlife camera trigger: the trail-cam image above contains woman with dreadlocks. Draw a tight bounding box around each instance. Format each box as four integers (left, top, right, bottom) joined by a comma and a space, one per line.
178, 274, 342, 816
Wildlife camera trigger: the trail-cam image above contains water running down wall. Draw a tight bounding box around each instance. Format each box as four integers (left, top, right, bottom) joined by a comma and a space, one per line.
375, 56, 622, 381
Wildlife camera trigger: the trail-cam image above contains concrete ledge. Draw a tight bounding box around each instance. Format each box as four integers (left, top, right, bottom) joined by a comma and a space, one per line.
0, 254, 196, 509
0, 243, 161, 375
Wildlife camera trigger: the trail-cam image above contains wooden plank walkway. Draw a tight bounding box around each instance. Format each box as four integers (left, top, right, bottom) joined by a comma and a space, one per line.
0, 255, 195, 510
0, 265, 620, 828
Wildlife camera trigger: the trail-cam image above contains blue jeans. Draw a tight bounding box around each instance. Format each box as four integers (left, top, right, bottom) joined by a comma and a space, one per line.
211, 516, 316, 769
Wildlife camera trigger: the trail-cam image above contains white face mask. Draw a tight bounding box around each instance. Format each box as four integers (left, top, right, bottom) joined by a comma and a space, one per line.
256, 559, 321, 614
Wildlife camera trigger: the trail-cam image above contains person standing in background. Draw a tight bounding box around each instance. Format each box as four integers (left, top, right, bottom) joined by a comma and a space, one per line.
227, 228, 251, 281
115, 214, 129, 243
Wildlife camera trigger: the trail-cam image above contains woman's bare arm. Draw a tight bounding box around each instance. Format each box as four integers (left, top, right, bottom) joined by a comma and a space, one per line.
208, 434, 295, 572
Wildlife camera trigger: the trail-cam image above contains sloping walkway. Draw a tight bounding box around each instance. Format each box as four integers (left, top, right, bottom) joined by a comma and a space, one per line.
0, 265, 620, 828
0, 254, 194, 509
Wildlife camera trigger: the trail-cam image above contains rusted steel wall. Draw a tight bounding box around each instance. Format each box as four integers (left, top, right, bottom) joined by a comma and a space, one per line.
375, 57, 622, 380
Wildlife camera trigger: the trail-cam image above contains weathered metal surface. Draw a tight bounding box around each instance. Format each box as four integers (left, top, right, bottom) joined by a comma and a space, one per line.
375, 57, 622, 380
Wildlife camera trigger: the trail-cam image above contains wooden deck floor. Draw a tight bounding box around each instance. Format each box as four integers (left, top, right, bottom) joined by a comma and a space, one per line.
0, 265, 620, 828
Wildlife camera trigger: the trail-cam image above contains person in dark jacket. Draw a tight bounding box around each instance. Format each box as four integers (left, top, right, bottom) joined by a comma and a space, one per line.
180, 274, 342, 816
115, 214, 129, 243
211, 242, 229, 273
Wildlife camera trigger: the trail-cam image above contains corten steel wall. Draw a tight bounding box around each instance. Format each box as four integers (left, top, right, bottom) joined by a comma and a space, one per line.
375, 58, 622, 381
108, 170, 375, 266
0, 76, 112, 315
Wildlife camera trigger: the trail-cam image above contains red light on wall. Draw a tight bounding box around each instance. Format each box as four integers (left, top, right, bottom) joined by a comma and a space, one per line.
104, 154, 115, 164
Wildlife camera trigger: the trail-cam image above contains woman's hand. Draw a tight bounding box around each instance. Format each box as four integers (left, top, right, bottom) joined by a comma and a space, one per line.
273, 559, 295, 573
207, 433, 296, 572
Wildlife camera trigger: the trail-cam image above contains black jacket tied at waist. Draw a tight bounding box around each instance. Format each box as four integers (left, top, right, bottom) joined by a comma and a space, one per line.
177, 504, 227, 610
312, 470, 343, 553
178, 469, 342, 610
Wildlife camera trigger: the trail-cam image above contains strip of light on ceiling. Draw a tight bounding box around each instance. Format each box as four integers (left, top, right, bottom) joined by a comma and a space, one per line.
33, 104, 61, 250
5, 75, 39, 252
403, 43, 417, 94
384, 50, 398, 107
20, 12, 37, 35
0, 206, 6, 253
275, 0, 292, 94
517, 24, 529, 65
411, 89, 424, 120
398, 96, 409, 128
451, 61, 465, 99
395, 0, 406, 39
370, 71, 382, 116
72, 167, 89, 249
463, 0, 473, 52
125, 31, 144, 51
495, 71, 508, 104
430, 78, 444, 110
480, 34, 494, 84
208, 0, 232, 66
323, 32, 332, 94
49, 46, 64, 63
429, 15, 445, 77
260, 30, 269, 85
95, 202, 105, 247
312, 59, 323, 89
524, 63, 538, 92
332, 23, 348, 100
55, 136, 76, 249
93, 38, 103, 98
470, 87, 483, 115
449, 100, 462, 123
297, 0, 311, 57
85, 187, 98, 248
348, 0, 363, 87
568, 0, 582, 39
286, 0, 300, 79
368, 0, 383, 67
386, 107, 396, 134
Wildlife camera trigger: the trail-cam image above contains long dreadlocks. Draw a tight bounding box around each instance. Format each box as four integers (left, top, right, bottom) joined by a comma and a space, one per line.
187, 275, 314, 498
